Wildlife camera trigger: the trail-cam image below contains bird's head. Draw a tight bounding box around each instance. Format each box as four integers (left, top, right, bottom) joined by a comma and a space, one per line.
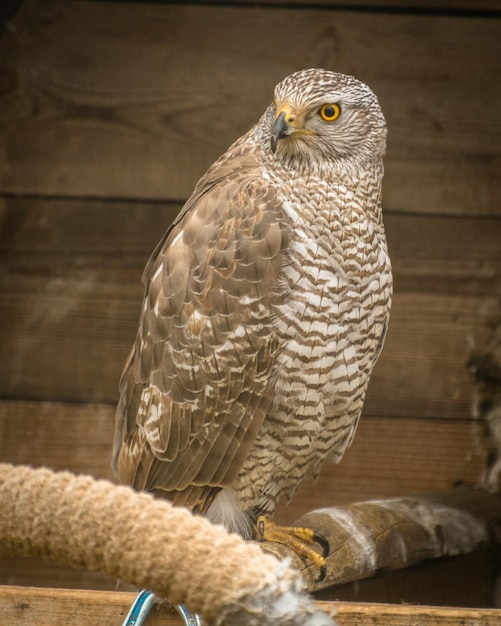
267, 68, 387, 167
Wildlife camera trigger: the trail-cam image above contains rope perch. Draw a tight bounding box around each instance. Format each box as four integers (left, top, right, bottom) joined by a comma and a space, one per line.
0, 463, 335, 626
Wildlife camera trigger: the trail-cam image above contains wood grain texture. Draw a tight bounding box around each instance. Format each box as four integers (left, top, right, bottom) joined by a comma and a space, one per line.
1, 585, 501, 626
0, 401, 116, 482
276, 413, 488, 522
186, 1, 501, 10
0, 1, 500, 215
1, 196, 498, 415
320, 550, 496, 607
2, 197, 499, 296
270, 488, 501, 591
0, 282, 487, 414
0, 400, 488, 521
1, 552, 494, 608
0, 0, 499, 607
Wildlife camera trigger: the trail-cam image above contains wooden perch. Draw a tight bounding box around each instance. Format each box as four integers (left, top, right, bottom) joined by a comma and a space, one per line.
261, 487, 501, 591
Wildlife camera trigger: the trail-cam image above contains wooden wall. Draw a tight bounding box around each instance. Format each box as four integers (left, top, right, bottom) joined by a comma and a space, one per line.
0, 0, 500, 599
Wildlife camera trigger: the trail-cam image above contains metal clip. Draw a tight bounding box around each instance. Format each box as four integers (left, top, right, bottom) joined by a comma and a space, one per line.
121, 590, 201, 626
175, 604, 202, 626
121, 590, 157, 626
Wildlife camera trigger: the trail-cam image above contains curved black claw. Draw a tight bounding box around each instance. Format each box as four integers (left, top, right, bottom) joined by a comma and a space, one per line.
315, 564, 327, 583
313, 532, 330, 558
312, 532, 329, 583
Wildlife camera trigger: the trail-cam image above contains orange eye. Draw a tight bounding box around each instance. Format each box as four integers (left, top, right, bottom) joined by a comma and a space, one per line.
319, 103, 341, 121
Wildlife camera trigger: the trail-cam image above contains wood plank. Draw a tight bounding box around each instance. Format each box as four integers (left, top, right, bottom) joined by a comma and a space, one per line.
0, 281, 490, 416
332, 601, 501, 625
0, 2, 500, 215
321, 551, 495, 607
385, 213, 501, 296
1, 586, 500, 626
1, 551, 493, 607
0, 401, 116, 482
2, 197, 499, 296
0, 196, 176, 404
276, 412, 488, 523
189, 1, 501, 11
0, 556, 123, 591
1, 196, 498, 414
2, 196, 499, 296
368, 291, 493, 420
0, 400, 488, 520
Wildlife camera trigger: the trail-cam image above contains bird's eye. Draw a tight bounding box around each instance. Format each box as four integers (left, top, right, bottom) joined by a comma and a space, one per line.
319, 103, 341, 122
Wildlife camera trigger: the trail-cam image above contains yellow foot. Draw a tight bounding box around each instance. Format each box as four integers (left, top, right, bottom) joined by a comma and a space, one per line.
256, 516, 329, 582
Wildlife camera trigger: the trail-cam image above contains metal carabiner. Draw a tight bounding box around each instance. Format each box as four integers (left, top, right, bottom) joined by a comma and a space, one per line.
121, 589, 157, 626
121, 589, 201, 626
175, 604, 202, 626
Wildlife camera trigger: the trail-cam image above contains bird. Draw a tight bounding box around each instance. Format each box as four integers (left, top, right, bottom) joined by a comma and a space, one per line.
112, 68, 392, 579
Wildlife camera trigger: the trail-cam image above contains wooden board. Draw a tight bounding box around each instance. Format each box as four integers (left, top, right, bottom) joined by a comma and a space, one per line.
0, 399, 488, 519
0, 276, 489, 415
0, 283, 489, 409
187, 1, 501, 10
0, 556, 121, 592
2, 197, 499, 296
1, 196, 499, 415
0, 1, 500, 215
0, 400, 486, 508
0, 552, 494, 608
1, 586, 500, 626
321, 551, 496, 607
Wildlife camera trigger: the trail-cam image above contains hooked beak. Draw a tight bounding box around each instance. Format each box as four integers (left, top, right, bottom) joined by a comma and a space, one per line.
270, 104, 313, 153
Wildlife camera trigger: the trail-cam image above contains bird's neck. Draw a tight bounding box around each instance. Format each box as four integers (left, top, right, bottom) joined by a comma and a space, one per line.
268, 155, 385, 229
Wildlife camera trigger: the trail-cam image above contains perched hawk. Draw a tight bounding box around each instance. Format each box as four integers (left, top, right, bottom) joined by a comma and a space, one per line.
113, 69, 392, 547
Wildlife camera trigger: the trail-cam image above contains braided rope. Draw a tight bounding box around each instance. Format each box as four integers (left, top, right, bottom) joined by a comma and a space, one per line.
0, 463, 335, 625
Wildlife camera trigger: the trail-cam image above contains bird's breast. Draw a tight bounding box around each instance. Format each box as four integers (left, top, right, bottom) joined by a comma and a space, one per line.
270, 181, 392, 423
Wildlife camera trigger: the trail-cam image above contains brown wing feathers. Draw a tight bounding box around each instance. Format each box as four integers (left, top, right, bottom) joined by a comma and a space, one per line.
114, 165, 289, 512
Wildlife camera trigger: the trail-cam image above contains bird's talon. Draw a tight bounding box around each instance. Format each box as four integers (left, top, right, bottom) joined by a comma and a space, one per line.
313, 532, 330, 558
256, 516, 328, 581
315, 564, 327, 583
